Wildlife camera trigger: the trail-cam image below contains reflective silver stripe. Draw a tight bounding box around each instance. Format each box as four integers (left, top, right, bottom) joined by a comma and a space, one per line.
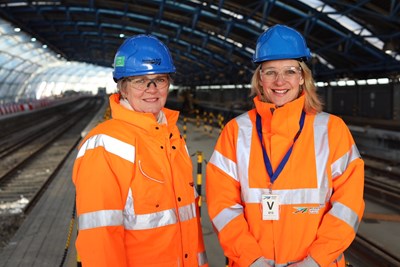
265, 258, 275, 266
236, 187, 329, 205
124, 188, 177, 230
77, 134, 135, 163
208, 113, 248, 232
179, 202, 197, 222
235, 113, 255, 203
213, 204, 243, 232
209, 150, 238, 182
198, 251, 208, 266
79, 210, 123, 230
336, 253, 343, 263
331, 144, 361, 179
329, 201, 360, 231
314, 112, 330, 193
313, 112, 332, 204
125, 208, 177, 230
211, 112, 334, 232
236, 112, 332, 205
300, 255, 319, 267
124, 189, 196, 230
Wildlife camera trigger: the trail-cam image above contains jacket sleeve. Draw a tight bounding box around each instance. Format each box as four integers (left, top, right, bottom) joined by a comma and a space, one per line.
308, 117, 365, 267
206, 120, 263, 267
72, 134, 133, 267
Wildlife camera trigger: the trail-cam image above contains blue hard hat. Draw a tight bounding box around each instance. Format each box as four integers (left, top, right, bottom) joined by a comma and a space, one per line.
253, 24, 311, 63
112, 34, 176, 82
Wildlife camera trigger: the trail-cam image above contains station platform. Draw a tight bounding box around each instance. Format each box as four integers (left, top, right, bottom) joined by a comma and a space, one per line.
0, 115, 225, 267
0, 113, 399, 267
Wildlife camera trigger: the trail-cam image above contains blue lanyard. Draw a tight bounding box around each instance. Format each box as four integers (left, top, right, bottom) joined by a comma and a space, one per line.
256, 111, 305, 184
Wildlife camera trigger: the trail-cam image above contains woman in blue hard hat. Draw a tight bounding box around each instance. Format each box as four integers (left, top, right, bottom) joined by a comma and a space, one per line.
206, 24, 364, 267
72, 34, 208, 267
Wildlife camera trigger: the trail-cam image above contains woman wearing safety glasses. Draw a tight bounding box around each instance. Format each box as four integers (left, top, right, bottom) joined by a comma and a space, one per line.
206, 25, 364, 267
72, 35, 208, 267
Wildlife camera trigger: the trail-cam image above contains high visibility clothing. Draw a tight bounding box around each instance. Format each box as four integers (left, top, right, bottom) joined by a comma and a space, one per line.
73, 93, 208, 267
206, 95, 364, 267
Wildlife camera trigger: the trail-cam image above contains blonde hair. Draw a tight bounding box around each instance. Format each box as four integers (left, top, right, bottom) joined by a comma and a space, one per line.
250, 61, 323, 113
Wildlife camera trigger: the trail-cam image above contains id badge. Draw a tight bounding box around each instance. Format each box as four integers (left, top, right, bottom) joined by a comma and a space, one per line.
262, 194, 280, 220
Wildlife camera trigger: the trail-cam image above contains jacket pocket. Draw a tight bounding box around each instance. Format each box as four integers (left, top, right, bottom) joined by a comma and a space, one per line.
131, 159, 166, 213
138, 159, 165, 184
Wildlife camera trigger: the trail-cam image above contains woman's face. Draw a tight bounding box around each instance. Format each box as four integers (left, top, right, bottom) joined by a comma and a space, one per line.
121, 74, 169, 117
259, 59, 304, 106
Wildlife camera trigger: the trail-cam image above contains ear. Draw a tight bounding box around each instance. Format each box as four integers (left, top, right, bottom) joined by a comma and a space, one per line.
257, 81, 264, 96
299, 75, 305, 86
119, 86, 128, 98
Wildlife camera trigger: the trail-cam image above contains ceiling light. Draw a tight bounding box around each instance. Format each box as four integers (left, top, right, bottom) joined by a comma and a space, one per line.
383, 41, 395, 54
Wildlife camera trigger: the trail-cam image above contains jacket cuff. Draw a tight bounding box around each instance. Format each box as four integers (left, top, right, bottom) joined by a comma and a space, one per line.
238, 253, 263, 267
301, 255, 320, 267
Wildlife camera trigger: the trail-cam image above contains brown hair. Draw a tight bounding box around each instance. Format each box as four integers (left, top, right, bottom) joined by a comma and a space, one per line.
250, 61, 323, 113
116, 78, 129, 99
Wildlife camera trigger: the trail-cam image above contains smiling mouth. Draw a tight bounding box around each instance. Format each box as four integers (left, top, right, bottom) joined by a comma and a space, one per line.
271, 89, 289, 94
143, 97, 159, 102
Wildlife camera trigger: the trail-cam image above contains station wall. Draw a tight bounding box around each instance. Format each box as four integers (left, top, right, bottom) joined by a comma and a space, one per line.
318, 83, 398, 121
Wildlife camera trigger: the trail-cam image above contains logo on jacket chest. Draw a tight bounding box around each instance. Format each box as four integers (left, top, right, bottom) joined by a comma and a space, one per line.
293, 206, 321, 214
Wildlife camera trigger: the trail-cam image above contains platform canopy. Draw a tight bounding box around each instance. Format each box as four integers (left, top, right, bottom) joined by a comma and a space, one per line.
0, 0, 399, 100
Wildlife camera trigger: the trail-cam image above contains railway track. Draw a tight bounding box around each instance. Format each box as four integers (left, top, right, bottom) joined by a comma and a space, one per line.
345, 155, 400, 267
363, 156, 400, 212
347, 233, 400, 267
0, 96, 103, 214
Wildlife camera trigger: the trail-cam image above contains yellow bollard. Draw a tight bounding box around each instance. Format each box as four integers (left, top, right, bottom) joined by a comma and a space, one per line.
218, 114, 225, 133
208, 112, 214, 135
203, 111, 208, 133
77, 226, 82, 266
77, 253, 82, 267
196, 151, 203, 216
103, 106, 111, 121
183, 116, 187, 141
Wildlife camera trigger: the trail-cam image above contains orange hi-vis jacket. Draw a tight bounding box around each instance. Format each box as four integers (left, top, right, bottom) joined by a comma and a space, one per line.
206, 95, 364, 267
73, 94, 208, 267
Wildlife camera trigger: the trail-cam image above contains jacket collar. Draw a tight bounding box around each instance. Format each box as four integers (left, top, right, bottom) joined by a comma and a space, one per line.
109, 93, 179, 132
254, 94, 305, 117
253, 94, 306, 138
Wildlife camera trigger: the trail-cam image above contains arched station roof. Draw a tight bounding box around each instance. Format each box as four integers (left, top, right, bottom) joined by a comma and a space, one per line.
0, 0, 399, 88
